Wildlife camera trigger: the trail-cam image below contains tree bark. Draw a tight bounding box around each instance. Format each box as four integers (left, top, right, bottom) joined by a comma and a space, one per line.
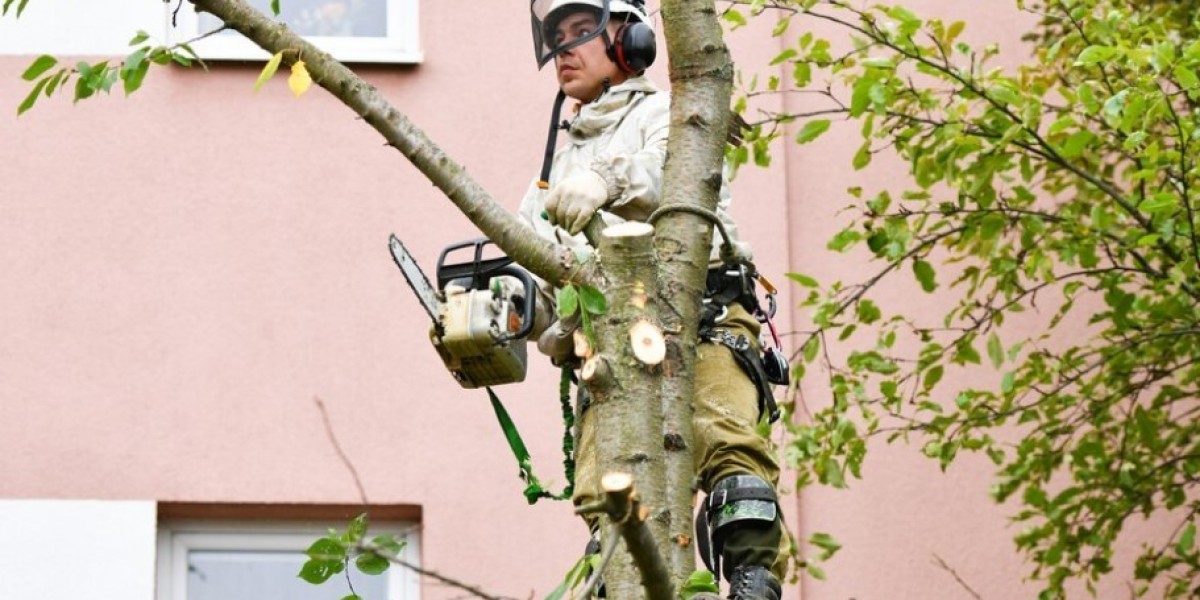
588, 222, 673, 600
656, 0, 737, 584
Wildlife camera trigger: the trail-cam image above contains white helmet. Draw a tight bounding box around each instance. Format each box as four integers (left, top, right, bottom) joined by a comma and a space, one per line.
530, 0, 652, 69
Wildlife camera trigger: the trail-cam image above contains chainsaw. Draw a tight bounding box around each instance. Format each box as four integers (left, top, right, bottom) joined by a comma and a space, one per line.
388, 235, 537, 388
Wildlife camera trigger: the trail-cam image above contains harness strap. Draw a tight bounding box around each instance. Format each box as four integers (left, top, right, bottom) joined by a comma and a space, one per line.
698, 329, 781, 424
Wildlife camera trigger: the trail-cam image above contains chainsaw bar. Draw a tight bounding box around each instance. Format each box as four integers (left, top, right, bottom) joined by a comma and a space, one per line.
388, 234, 442, 329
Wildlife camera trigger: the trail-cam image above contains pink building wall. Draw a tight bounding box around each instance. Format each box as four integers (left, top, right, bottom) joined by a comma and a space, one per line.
0, 1, 1163, 599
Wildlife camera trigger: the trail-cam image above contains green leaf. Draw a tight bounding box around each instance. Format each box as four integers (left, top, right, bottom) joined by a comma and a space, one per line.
305, 537, 346, 560
298, 558, 344, 584
987, 333, 1003, 368
769, 48, 797, 66
912, 259, 937, 292
347, 513, 368, 542
1174, 65, 1200, 90
850, 76, 873, 117
1075, 45, 1117, 65
680, 570, 720, 600
123, 60, 150, 96
806, 563, 827, 580
177, 43, 206, 70
803, 336, 820, 363
17, 76, 48, 115
255, 52, 284, 92
271, 0, 281, 15
370, 534, 404, 556
544, 555, 591, 600
129, 30, 150, 46
793, 61, 811, 87
355, 551, 390, 575
722, 9, 747, 29
1177, 522, 1196, 554
855, 299, 881, 324
852, 143, 871, 170
786, 272, 819, 288
21, 55, 56, 81
809, 531, 842, 559
1060, 130, 1095, 158
341, 596, 363, 600
557, 285, 579, 318
1140, 194, 1178, 214
578, 284, 607, 315
795, 119, 831, 144
861, 56, 893, 68
822, 457, 845, 487
923, 365, 944, 391
1000, 371, 1014, 395
827, 229, 861, 252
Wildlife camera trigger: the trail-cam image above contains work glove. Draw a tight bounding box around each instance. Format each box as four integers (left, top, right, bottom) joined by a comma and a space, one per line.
545, 169, 610, 235
537, 311, 581, 364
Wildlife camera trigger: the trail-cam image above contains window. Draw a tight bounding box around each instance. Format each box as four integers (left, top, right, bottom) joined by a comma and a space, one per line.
0, 0, 162, 56
157, 518, 421, 600
169, 0, 422, 63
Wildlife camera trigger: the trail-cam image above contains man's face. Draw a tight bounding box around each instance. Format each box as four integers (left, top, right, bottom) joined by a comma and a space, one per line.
552, 10, 627, 102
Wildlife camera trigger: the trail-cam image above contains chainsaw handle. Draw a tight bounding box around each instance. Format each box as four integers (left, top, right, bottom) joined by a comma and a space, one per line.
495, 265, 538, 341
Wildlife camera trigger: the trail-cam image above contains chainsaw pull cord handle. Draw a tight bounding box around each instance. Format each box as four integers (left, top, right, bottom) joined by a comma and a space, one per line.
493, 265, 538, 341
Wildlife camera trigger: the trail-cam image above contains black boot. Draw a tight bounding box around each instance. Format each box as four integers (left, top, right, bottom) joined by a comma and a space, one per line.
727, 565, 781, 600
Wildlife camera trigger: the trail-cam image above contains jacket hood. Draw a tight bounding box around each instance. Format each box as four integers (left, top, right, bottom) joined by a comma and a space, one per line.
567, 76, 661, 139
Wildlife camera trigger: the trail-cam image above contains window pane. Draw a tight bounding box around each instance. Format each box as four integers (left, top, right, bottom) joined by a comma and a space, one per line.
200, 0, 388, 37
187, 550, 387, 600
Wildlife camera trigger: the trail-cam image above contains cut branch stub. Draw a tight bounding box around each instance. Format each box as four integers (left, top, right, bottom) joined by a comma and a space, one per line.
581, 355, 612, 387
630, 319, 667, 365
603, 221, 655, 239
573, 328, 594, 359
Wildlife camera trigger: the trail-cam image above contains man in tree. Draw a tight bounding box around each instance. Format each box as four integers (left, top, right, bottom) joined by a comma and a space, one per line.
519, 2, 790, 598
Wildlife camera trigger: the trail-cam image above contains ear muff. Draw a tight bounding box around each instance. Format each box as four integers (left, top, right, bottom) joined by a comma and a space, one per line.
606, 21, 656, 73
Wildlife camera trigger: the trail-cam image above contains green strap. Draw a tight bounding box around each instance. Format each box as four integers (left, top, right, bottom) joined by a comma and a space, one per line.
486, 369, 575, 504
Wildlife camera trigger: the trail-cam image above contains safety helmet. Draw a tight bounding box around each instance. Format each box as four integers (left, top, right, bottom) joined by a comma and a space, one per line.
530, 0, 656, 73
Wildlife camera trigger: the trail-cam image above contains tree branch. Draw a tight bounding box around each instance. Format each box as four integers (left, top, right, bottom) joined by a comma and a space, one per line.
186, 0, 596, 288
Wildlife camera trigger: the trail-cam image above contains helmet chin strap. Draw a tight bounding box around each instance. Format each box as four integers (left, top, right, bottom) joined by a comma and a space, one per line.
538, 89, 569, 190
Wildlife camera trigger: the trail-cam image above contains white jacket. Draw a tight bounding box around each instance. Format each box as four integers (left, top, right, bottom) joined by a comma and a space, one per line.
517, 76, 751, 263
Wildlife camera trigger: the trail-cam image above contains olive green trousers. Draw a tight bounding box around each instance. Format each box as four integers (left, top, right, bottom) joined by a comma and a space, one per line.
572, 304, 792, 581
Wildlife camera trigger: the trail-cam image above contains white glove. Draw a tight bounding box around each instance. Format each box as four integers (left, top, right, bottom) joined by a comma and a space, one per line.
545, 169, 610, 235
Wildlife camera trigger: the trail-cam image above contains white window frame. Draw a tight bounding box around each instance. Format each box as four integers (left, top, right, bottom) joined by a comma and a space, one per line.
168, 0, 422, 63
156, 519, 421, 600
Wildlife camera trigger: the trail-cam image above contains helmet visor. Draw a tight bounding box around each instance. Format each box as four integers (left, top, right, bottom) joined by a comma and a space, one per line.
531, 0, 611, 69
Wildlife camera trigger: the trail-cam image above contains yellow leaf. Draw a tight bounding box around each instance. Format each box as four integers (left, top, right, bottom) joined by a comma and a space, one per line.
288, 60, 312, 97
254, 52, 283, 92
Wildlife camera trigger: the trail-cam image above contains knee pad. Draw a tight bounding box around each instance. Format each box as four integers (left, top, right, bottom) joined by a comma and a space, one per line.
695, 474, 779, 579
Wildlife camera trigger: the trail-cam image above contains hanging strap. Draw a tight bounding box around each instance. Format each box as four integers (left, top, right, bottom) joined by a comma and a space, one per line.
538, 90, 569, 189
485, 365, 576, 504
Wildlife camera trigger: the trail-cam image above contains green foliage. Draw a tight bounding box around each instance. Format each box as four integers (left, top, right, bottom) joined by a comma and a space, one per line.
734, 0, 1200, 596
300, 514, 407, 595
679, 570, 719, 599
15, 31, 204, 116
556, 283, 607, 347
544, 552, 598, 600
1, 0, 31, 18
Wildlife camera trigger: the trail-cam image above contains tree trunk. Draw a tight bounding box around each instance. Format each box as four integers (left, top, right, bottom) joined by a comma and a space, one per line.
656, 0, 737, 585
586, 222, 672, 600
